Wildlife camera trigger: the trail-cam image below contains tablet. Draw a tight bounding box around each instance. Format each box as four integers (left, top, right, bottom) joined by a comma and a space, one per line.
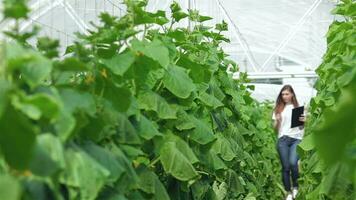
291, 106, 304, 128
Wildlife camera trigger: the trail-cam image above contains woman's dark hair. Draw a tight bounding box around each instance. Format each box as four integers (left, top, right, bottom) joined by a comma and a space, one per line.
274, 84, 299, 114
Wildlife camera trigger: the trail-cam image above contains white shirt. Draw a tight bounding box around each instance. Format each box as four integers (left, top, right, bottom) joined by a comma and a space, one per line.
272, 104, 304, 140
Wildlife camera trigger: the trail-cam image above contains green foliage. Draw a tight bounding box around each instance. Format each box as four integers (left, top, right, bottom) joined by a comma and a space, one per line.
0, 0, 282, 199
298, 1, 356, 199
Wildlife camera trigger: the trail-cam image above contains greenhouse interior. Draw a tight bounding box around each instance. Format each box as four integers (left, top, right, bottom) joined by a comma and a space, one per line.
0, 0, 355, 199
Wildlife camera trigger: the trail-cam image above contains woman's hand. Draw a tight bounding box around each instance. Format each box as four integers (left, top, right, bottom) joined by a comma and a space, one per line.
299, 114, 306, 122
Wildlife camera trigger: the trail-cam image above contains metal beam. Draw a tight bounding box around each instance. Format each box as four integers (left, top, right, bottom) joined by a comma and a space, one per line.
214, 0, 259, 72
223, 45, 310, 67
259, 0, 323, 72
61, 0, 90, 35
233, 71, 318, 80
0, 0, 61, 33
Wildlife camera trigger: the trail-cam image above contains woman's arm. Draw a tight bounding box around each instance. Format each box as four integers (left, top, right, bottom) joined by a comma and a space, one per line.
273, 113, 282, 133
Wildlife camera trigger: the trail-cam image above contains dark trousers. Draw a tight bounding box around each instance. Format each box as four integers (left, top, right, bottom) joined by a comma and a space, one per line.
277, 135, 301, 192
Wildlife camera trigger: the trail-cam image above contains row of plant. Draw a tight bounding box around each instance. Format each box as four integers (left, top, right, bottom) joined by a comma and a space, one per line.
298, 0, 356, 199
0, 0, 283, 199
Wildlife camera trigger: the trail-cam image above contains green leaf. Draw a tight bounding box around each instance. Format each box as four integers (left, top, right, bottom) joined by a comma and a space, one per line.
314, 87, 356, 165
298, 134, 315, 152
82, 142, 125, 183
204, 150, 227, 171
0, 175, 21, 200
120, 144, 144, 159
160, 142, 199, 181
59, 88, 96, 116
137, 90, 177, 119
175, 110, 196, 131
136, 114, 163, 140
212, 134, 236, 161
117, 114, 142, 144
164, 133, 199, 164
0, 80, 11, 118
103, 85, 132, 113
37, 37, 60, 58
20, 53, 52, 88
215, 20, 228, 32
101, 50, 136, 76
212, 181, 227, 200
59, 148, 110, 200
189, 117, 216, 145
29, 134, 64, 177
133, 8, 169, 25
188, 10, 213, 22
11, 92, 60, 120
132, 39, 170, 68
5, 43, 52, 88
3, 0, 29, 19
55, 57, 88, 71
192, 180, 210, 200
0, 105, 37, 170
138, 166, 170, 200
170, 1, 182, 13
198, 92, 224, 108
177, 56, 212, 84
173, 11, 189, 22
55, 110, 76, 142
337, 67, 356, 87
163, 64, 196, 98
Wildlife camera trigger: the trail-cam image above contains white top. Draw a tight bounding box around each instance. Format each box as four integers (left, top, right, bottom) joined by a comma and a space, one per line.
272, 104, 304, 140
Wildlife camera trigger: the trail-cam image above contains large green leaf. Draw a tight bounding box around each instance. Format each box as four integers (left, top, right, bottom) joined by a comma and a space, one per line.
131, 39, 170, 68
160, 142, 199, 181
138, 166, 170, 200
82, 142, 125, 183
162, 64, 195, 99
163, 133, 199, 164
101, 50, 136, 76
0, 105, 37, 170
59, 148, 110, 200
55, 57, 88, 71
22, 53, 52, 88
0, 175, 21, 200
212, 134, 236, 161
55, 110, 76, 142
313, 87, 356, 165
5, 43, 52, 88
103, 84, 132, 113
29, 134, 64, 177
198, 91, 224, 109
0, 79, 11, 118
109, 143, 140, 192
59, 88, 96, 116
175, 110, 196, 131
177, 56, 212, 84
136, 114, 163, 140
204, 150, 227, 171
3, 0, 29, 19
11, 92, 60, 120
189, 117, 216, 145
137, 90, 177, 119
116, 114, 142, 144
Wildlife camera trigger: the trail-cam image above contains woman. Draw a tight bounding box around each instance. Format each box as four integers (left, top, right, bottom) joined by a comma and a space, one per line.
272, 85, 305, 200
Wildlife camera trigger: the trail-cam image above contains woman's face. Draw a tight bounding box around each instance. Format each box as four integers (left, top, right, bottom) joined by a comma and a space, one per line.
281, 90, 293, 103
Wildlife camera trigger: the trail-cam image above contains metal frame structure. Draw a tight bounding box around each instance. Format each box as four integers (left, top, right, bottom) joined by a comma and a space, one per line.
214, 0, 260, 72
259, 0, 323, 72
233, 71, 318, 80
0, 0, 333, 80
213, 0, 324, 74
